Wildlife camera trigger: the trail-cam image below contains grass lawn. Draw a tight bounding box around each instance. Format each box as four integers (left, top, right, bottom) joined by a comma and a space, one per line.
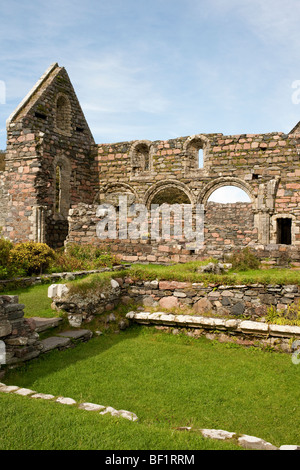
2, 326, 299, 450
5, 283, 57, 318
128, 262, 300, 286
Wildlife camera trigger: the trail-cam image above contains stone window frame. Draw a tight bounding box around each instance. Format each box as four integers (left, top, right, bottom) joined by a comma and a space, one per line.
53, 155, 71, 220
129, 140, 154, 181
183, 134, 210, 176
271, 213, 298, 246
54, 92, 72, 137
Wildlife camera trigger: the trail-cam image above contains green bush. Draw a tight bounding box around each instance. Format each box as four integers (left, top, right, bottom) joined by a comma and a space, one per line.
0, 237, 25, 279
9, 242, 56, 275
227, 247, 260, 271
0, 236, 13, 266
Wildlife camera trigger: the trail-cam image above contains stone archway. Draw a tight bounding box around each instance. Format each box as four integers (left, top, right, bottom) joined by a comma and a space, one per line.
144, 180, 195, 209
198, 177, 256, 207
197, 177, 258, 250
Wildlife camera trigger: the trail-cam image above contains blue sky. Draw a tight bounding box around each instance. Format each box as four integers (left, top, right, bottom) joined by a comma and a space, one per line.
0, 0, 299, 202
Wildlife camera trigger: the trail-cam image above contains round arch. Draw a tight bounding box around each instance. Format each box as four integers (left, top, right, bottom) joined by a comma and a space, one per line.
94, 182, 138, 206
198, 177, 256, 207
144, 180, 195, 209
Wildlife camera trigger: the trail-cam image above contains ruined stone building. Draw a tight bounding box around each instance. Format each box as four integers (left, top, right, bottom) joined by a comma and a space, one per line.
0, 62, 300, 263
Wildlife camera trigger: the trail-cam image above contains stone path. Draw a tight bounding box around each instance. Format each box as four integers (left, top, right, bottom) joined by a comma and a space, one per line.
0, 382, 138, 422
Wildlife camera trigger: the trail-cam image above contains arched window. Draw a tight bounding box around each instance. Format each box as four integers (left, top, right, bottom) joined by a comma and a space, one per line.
130, 141, 152, 176
53, 156, 71, 219
205, 185, 256, 247
184, 135, 209, 171
55, 94, 71, 135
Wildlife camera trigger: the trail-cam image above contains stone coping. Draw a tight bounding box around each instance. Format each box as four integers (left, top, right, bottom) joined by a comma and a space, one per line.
126, 311, 300, 339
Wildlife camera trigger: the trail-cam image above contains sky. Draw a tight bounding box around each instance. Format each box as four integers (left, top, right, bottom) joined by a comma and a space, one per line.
0, 0, 299, 202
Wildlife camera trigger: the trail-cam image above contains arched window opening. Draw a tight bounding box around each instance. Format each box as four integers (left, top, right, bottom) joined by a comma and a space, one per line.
205, 185, 256, 247
184, 135, 207, 170
131, 141, 151, 175
53, 156, 71, 220
148, 186, 193, 243
55, 94, 71, 134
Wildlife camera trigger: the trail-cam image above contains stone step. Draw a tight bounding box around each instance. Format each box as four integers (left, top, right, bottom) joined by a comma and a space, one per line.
40, 329, 93, 353
31, 317, 63, 333
57, 329, 93, 341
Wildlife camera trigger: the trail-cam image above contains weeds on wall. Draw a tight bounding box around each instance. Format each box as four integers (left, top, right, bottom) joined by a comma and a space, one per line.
266, 302, 300, 326
227, 247, 261, 271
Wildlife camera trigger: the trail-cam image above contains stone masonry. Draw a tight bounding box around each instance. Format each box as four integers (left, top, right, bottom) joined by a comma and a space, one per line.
0, 63, 300, 261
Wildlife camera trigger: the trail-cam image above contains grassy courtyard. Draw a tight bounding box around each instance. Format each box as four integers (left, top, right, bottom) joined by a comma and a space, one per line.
1, 326, 299, 450
1, 261, 300, 450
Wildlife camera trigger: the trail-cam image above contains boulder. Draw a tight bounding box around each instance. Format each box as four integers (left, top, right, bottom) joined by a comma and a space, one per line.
159, 296, 179, 309
193, 298, 213, 314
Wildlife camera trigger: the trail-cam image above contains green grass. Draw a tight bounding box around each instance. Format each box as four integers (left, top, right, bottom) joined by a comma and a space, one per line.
0, 393, 239, 451
2, 326, 300, 450
128, 262, 300, 285
4, 283, 55, 318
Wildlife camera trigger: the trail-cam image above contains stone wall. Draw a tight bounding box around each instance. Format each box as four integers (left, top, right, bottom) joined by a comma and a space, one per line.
51, 276, 300, 324
1, 62, 300, 259
66, 202, 300, 264
0, 295, 41, 368
3, 63, 97, 248
49, 277, 300, 353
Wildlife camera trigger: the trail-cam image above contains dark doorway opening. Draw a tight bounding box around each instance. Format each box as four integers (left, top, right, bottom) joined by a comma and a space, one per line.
277, 218, 292, 245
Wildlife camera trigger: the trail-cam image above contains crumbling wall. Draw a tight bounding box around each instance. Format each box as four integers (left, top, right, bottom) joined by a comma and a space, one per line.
0, 295, 41, 369
2, 63, 300, 258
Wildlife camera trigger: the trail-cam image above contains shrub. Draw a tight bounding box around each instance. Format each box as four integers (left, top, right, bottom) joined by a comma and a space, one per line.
9, 242, 56, 275
0, 237, 24, 279
227, 247, 260, 271
0, 237, 13, 266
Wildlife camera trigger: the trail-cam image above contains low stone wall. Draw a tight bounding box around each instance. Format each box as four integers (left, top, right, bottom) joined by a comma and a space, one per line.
0, 295, 41, 370
0, 266, 130, 292
126, 311, 300, 354
123, 279, 300, 321
50, 276, 300, 352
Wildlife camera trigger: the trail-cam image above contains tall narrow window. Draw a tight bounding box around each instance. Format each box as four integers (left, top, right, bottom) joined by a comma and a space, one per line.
55, 94, 71, 135
198, 149, 204, 168
55, 165, 61, 213
184, 135, 208, 172
277, 218, 292, 245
